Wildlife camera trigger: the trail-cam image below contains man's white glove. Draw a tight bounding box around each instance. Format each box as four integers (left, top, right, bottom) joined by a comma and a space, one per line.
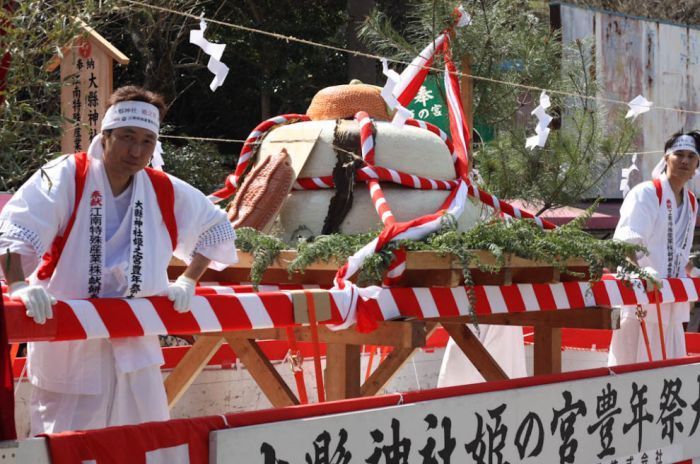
167, 275, 196, 313
9, 281, 57, 325
641, 266, 663, 291
690, 267, 700, 278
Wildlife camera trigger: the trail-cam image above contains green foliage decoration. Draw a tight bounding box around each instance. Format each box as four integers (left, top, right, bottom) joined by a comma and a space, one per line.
235, 213, 648, 297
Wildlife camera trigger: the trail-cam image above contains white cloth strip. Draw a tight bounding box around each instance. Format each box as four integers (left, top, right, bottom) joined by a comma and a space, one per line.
376, 289, 401, 320
603, 280, 624, 307
630, 279, 650, 305
483, 286, 506, 313
258, 285, 282, 292
381, 211, 394, 223
659, 282, 675, 303
312, 178, 330, 189
580, 282, 597, 308
413, 288, 440, 318
412, 175, 421, 189
239, 294, 275, 328
69, 300, 110, 339
549, 283, 570, 309
369, 182, 381, 195
129, 298, 168, 336
208, 286, 236, 294
188, 296, 223, 332
361, 138, 374, 159
517, 284, 541, 311
374, 197, 387, 209
450, 287, 471, 315
386, 261, 406, 278
429, 179, 438, 189
682, 278, 698, 301
390, 170, 401, 184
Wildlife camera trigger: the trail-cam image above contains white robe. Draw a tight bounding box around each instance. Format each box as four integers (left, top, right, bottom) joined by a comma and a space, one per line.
608, 175, 696, 365
0, 154, 238, 432
437, 325, 527, 387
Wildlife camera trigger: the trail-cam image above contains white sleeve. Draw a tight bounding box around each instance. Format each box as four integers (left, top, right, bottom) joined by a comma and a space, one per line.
613, 182, 657, 247
0, 156, 74, 278
170, 176, 237, 271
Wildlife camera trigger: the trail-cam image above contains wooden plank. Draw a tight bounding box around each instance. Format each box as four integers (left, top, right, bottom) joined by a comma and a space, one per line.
224, 320, 427, 348
434, 307, 618, 329
533, 326, 562, 375
360, 322, 438, 397
360, 347, 416, 397
172, 250, 588, 273
164, 335, 223, 409
324, 344, 361, 401
225, 336, 299, 407
441, 323, 508, 382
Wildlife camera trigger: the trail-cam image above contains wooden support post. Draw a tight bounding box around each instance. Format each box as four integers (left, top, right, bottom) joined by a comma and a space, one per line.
324, 344, 362, 401
441, 323, 508, 382
225, 335, 300, 407
361, 347, 416, 397
533, 326, 561, 375
164, 335, 223, 409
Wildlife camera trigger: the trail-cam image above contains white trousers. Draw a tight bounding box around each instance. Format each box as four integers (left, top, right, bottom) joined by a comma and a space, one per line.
437, 324, 527, 387
30, 345, 169, 435
608, 316, 687, 366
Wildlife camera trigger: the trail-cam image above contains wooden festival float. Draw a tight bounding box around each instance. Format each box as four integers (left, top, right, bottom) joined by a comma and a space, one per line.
5, 13, 700, 464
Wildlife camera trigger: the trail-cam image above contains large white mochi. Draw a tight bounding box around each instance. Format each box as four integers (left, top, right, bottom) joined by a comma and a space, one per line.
276, 188, 481, 243
256, 119, 480, 242
259, 120, 456, 180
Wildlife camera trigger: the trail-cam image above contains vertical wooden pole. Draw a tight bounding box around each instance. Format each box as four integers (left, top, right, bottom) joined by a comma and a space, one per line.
324, 344, 361, 401
533, 326, 562, 375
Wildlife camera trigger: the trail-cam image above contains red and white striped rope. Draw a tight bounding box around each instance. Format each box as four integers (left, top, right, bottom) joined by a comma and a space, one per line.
357, 111, 396, 226
6, 277, 698, 342
208, 114, 310, 203
292, 167, 460, 191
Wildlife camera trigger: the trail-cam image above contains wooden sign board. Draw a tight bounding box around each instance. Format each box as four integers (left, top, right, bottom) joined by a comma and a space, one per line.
50, 21, 128, 155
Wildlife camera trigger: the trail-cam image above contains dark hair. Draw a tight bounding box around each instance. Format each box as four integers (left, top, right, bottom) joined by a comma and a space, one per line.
106, 85, 167, 121
664, 130, 700, 153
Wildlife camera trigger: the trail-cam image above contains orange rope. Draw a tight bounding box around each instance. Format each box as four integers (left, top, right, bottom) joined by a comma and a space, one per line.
654, 288, 667, 360
639, 316, 653, 362
305, 291, 325, 402
364, 345, 376, 382
284, 326, 308, 404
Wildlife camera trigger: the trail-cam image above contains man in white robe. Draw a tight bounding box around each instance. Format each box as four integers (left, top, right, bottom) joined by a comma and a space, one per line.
609, 131, 700, 365
0, 86, 238, 434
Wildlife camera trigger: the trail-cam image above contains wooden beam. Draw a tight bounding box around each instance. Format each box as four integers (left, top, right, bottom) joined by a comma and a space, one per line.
441, 323, 508, 382
360, 322, 438, 397
533, 326, 562, 375
324, 344, 361, 401
164, 335, 223, 409
435, 307, 618, 329
225, 336, 299, 407
224, 320, 427, 348
361, 347, 416, 397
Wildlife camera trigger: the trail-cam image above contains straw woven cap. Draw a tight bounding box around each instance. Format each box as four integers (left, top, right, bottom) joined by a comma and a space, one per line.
306, 81, 391, 121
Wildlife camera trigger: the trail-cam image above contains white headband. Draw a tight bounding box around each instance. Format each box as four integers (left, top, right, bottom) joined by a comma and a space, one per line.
665, 134, 698, 156
652, 134, 700, 179
86, 100, 161, 162
101, 100, 160, 135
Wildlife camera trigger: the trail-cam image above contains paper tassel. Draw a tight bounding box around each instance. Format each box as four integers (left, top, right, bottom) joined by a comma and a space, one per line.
189, 15, 230, 92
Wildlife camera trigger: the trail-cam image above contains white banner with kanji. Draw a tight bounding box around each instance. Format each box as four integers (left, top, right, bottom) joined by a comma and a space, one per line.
211, 360, 700, 464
